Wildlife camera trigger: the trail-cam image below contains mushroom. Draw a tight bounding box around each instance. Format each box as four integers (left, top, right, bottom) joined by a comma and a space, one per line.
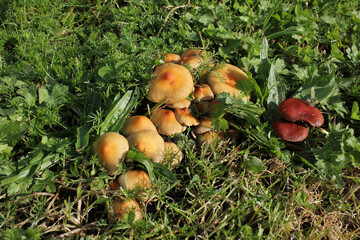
194, 84, 214, 101
124, 115, 157, 137
195, 101, 210, 113
93, 132, 129, 175
108, 197, 143, 223
207, 63, 250, 100
157, 53, 181, 64
194, 117, 214, 134
127, 130, 165, 163
272, 118, 309, 142
109, 179, 120, 190
277, 98, 324, 127
174, 107, 199, 126
167, 99, 191, 109
151, 109, 186, 136
180, 49, 205, 58
181, 55, 203, 70
162, 142, 183, 167
147, 63, 194, 104
196, 131, 224, 145
118, 170, 152, 191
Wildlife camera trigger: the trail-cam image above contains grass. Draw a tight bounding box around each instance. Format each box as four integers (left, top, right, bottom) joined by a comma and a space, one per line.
1, 0, 360, 239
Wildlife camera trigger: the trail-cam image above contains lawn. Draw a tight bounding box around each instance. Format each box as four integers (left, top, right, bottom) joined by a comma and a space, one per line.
0, 0, 360, 239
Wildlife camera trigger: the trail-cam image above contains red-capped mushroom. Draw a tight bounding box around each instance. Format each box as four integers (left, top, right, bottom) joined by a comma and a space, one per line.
272, 118, 309, 142
277, 98, 324, 127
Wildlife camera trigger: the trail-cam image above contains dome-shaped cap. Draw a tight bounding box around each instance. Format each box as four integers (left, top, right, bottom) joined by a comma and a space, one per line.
167, 99, 191, 109
162, 142, 183, 167
118, 170, 152, 191
194, 84, 214, 101
194, 117, 213, 134
148, 63, 194, 104
272, 118, 309, 142
151, 109, 186, 136
93, 132, 129, 175
277, 98, 324, 127
127, 130, 165, 163
207, 63, 249, 99
174, 107, 199, 126
108, 198, 143, 223
124, 115, 157, 137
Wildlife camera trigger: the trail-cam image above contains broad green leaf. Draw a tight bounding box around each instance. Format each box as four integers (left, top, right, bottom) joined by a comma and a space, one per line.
266, 26, 301, 39
266, 63, 286, 120
0, 119, 27, 145
153, 163, 177, 182
126, 149, 156, 182
100, 88, 139, 135
76, 125, 90, 151
245, 156, 264, 173
98, 66, 113, 78
350, 101, 360, 120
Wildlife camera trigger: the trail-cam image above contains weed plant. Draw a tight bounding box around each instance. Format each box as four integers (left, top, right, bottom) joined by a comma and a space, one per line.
0, 0, 359, 239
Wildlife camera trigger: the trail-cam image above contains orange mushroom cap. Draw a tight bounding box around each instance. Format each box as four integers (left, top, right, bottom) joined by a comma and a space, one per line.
127, 130, 165, 163
207, 63, 249, 100
194, 84, 214, 101
194, 117, 214, 134
174, 107, 199, 126
148, 63, 194, 104
167, 99, 191, 109
124, 115, 157, 137
108, 198, 143, 223
118, 170, 152, 191
151, 109, 186, 136
272, 118, 309, 142
93, 132, 129, 175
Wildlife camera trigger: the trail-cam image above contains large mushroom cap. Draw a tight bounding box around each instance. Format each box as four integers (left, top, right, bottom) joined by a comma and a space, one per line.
127, 130, 165, 163
118, 170, 152, 190
108, 198, 143, 223
162, 142, 183, 167
151, 109, 186, 136
148, 63, 194, 104
93, 132, 129, 175
174, 107, 199, 126
207, 63, 249, 99
124, 115, 157, 137
272, 118, 309, 142
277, 98, 324, 127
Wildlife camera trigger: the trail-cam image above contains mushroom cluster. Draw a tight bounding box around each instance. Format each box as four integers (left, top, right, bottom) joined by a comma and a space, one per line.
272, 98, 324, 142
93, 48, 253, 224
150, 49, 252, 144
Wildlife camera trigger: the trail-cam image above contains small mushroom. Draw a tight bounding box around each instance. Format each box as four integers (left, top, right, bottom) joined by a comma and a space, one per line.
174, 107, 199, 126
93, 132, 129, 175
108, 198, 143, 223
194, 117, 214, 134
148, 63, 194, 104
118, 170, 152, 191
194, 84, 214, 101
127, 130, 165, 163
167, 99, 191, 109
162, 142, 183, 167
277, 98, 324, 127
157, 53, 181, 64
195, 101, 210, 113
151, 109, 186, 136
207, 63, 249, 100
181, 55, 203, 70
124, 115, 157, 137
196, 131, 224, 145
272, 118, 309, 142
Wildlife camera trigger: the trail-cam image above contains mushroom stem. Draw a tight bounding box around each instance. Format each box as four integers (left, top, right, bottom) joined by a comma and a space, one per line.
318, 127, 329, 135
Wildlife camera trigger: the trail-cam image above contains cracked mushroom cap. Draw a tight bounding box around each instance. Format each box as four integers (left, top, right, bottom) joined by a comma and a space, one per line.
108, 198, 143, 223
277, 98, 324, 127
127, 130, 165, 163
174, 107, 199, 126
93, 132, 129, 175
207, 63, 249, 99
148, 63, 194, 104
151, 109, 186, 136
194, 84, 214, 101
162, 142, 183, 167
272, 118, 309, 142
124, 115, 157, 137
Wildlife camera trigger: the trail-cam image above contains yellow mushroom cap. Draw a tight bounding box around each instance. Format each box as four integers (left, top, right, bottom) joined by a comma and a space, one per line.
108, 198, 143, 223
118, 170, 152, 190
124, 115, 157, 137
180, 49, 205, 58
174, 107, 199, 126
181, 55, 203, 70
196, 131, 224, 145
167, 99, 191, 109
162, 142, 183, 167
207, 63, 249, 98
147, 63, 194, 104
194, 84, 214, 101
194, 118, 214, 134
93, 132, 129, 175
127, 130, 165, 163
151, 109, 186, 136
